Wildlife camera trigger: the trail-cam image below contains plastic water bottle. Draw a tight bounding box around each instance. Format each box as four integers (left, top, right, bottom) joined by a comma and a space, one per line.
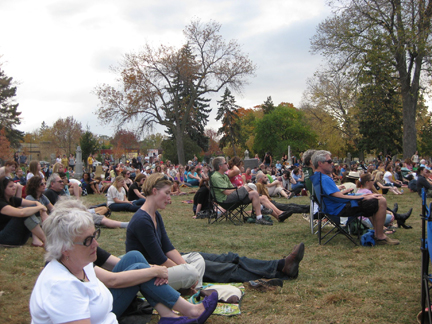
401, 189, 404, 194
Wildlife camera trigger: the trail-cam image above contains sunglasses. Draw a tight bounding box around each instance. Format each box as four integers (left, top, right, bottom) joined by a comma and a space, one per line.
73, 228, 101, 247
40, 182, 46, 186
323, 159, 333, 164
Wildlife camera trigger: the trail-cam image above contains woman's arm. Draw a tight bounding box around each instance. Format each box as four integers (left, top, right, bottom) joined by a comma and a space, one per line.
226, 166, 240, 178
95, 265, 168, 288
164, 249, 187, 267
189, 173, 200, 181
133, 188, 146, 199
1, 203, 46, 218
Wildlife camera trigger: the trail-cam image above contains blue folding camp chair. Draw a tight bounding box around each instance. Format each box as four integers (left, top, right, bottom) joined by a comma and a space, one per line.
420, 188, 432, 323
310, 172, 365, 246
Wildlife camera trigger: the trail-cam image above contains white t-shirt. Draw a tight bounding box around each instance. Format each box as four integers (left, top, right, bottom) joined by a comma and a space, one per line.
107, 185, 126, 206
383, 171, 393, 184
30, 260, 117, 324
27, 171, 45, 181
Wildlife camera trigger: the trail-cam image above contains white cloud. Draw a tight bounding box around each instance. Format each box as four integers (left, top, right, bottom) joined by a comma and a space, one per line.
0, 0, 331, 137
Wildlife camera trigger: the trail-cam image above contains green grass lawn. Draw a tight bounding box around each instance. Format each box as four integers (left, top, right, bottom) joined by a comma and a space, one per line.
0, 191, 425, 323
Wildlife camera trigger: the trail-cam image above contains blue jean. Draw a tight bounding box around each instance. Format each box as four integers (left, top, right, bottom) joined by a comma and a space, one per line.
131, 198, 146, 206
108, 201, 141, 212
0, 218, 31, 245
109, 251, 180, 318
187, 180, 199, 186
198, 252, 288, 282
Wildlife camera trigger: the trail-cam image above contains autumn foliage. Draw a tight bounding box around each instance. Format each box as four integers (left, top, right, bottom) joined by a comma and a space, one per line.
0, 128, 13, 162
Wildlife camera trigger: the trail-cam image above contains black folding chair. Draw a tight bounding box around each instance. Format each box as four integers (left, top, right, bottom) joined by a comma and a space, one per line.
420, 188, 432, 323
208, 171, 251, 226
310, 172, 365, 246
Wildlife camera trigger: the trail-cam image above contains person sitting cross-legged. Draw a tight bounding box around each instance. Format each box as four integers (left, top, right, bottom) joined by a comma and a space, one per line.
210, 157, 272, 226
311, 150, 400, 246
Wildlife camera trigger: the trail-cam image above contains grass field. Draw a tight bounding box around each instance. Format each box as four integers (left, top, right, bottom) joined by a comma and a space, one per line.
0, 190, 425, 324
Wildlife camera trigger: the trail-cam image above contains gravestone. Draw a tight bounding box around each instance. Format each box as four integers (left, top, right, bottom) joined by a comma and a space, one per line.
244, 158, 259, 170
75, 146, 83, 179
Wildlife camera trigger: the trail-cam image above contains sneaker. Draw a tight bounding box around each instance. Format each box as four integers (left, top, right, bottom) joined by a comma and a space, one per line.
375, 236, 400, 245
262, 207, 273, 215
256, 217, 273, 226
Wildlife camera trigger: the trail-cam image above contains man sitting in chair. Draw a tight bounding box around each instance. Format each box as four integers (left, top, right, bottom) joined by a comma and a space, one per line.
211, 157, 272, 225
311, 150, 400, 245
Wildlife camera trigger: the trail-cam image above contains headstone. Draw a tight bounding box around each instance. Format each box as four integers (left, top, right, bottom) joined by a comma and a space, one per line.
288, 145, 292, 166
244, 149, 249, 160
244, 158, 259, 170
347, 152, 351, 168
75, 146, 83, 179
95, 165, 104, 177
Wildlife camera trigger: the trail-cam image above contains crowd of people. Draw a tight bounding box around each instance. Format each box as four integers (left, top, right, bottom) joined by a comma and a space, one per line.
0, 148, 429, 323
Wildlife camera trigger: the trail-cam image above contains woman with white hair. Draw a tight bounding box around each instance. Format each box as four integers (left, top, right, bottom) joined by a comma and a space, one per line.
30, 204, 218, 324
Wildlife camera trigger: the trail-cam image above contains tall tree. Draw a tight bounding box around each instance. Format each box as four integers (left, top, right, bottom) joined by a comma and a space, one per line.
79, 131, 100, 166
163, 44, 211, 152
261, 96, 275, 114
111, 130, 139, 151
50, 116, 83, 156
253, 104, 317, 159
95, 20, 256, 165
216, 88, 242, 156
311, 0, 432, 158
356, 52, 403, 156
301, 68, 359, 146
140, 133, 166, 153
0, 68, 23, 147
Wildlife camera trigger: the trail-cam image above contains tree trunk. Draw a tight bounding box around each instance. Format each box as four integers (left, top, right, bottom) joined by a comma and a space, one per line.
175, 125, 186, 165
402, 92, 417, 159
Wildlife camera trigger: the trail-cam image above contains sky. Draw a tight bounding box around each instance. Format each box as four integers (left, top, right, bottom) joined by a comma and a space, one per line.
0, 0, 333, 139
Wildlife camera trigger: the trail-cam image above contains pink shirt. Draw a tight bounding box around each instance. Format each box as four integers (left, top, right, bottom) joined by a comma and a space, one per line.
225, 171, 244, 187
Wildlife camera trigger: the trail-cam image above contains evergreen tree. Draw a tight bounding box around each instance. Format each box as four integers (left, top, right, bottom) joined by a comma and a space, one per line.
80, 130, 100, 165
216, 88, 241, 156
261, 96, 275, 114
356, 51, 403, 156
0, 68, 24, 147
164, 44, 211, 152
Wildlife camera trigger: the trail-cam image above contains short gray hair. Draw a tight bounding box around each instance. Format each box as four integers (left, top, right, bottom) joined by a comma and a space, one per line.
212, 157, 225, 171
42, 201, 94, 262
303, 149, 316, 167
46, 173, 60, 189
311, 150, 331, 169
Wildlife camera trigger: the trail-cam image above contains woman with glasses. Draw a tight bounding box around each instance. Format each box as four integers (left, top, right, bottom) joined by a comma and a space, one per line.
24, 176, 54, 247
30, 204, 218, 324
107, 176, 140, 212
0, 176, 47, 246
121, 170, 133, 189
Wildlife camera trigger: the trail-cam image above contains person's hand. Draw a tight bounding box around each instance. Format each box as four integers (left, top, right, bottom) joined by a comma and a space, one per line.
35, 201, 47, 212
153, 265, 168, 279
154, 277, 168, 286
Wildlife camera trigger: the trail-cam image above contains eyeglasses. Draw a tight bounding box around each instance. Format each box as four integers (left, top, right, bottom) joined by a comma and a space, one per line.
323, 160, 333, 164
40, 182, 46, 187
57, 180, 64, 183
73, 228, 100, 247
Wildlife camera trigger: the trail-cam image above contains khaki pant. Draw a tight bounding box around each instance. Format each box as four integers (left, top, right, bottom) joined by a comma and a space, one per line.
167, 252, 205, 290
